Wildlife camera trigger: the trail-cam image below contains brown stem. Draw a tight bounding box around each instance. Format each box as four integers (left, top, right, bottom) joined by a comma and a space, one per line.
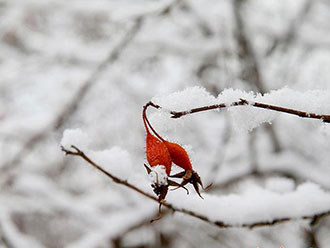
148, 99, 330, 123
142, 101, 165, 141
62, 145, 330, 229
62, 145, 156, 202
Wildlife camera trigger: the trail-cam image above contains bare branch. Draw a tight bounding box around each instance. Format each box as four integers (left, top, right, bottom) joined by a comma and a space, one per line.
61, 145, 330, 229
61, 145, 156, 201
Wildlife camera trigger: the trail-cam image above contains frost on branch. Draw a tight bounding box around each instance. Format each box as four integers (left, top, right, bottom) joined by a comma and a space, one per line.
151, 87, 330, 132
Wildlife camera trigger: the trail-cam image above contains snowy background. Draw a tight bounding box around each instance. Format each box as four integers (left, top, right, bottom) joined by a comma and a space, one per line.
1, 0, 330, 247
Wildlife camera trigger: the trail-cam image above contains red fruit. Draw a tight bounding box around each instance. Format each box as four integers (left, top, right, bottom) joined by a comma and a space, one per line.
146, 132, 172, 175
143, 106, 172, 175
163, 141, 192, 171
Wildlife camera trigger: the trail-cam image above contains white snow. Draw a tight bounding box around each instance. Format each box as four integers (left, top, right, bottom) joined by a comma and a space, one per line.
149, 165, 168, 186
61, 129, 132, 180
2, 1, 330, 247
265, 177, 295, 193
89, 147, 132, 180
168, 182, 330, 225
152, 86, 218, 111
150, 87, 330, 132
61, 128, 90, 150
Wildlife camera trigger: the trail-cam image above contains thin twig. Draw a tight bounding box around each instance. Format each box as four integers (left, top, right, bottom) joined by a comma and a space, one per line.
61, 145, 330, 229
149, 99, 330, 123
62, 145, 156, 201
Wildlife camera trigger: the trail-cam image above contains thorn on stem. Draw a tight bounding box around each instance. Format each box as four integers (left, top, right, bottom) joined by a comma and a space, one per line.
239, 98, 248, 105
203, 183, 213, 191
61, 145, 83, 156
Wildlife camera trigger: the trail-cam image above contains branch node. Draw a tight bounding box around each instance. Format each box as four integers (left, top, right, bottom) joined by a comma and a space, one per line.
239, 98, 249, 105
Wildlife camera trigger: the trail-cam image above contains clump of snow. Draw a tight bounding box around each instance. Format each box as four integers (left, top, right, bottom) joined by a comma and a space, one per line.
148, 110, 179, 134
265, 177, 295, 193
150, 87, 330, 133
61, 129, 132, 180
263, 88, 330, 114
219, 87, 330, 132
218, 88, 279, 132
217, 88, 256, 105
168, 182, 330, 225
152, 86, 218, 111
228, 105, 278, 132
149, 87, 218, 133
90, 147, 132, 180
149, 165, 168, 186
61, 128, 90, 150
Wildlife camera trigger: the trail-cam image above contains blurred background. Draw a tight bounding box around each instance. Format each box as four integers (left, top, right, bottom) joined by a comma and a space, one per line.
1, 0, 330, 247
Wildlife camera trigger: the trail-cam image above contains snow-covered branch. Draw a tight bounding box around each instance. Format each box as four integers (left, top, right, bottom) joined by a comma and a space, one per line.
147, 98, 330, 123
61, 145, 330, 230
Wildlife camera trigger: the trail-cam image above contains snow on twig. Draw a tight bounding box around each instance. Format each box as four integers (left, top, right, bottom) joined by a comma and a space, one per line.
61, 145, 330, 229
147, 99, 330, 123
